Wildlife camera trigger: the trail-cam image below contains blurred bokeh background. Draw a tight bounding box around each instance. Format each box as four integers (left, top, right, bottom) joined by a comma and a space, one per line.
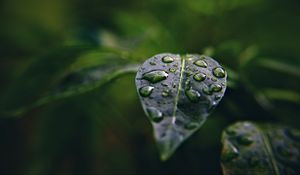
0, 0, 299, 174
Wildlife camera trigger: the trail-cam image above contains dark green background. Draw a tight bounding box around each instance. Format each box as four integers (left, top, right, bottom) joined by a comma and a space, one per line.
0, 0, 299, 174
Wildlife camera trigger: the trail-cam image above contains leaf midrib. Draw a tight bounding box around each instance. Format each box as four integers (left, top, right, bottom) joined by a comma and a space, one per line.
171, 55, 186, 124
259, 126, 280, 175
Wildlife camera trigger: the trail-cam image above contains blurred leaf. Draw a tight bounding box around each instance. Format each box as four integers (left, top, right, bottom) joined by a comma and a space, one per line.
0, 46, 93, 117
221, 121, 300, 175
136, 53, 227, 160
257, 58, 300, 77
2, 47, 138, 117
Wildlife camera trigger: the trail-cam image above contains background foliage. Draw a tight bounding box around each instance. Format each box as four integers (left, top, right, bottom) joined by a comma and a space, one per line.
0, 0, 299, 174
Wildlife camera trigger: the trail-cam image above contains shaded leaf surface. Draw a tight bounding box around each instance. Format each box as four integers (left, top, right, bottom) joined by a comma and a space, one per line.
135, 53, 227, 160
0, 49, 139, 117
221, 121, 300, 175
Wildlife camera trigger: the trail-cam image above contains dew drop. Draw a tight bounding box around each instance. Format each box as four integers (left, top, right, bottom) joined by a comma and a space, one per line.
193, 73, 206, 82
225, 128, 237, 136
215, 95, 222, 100
237, 135, 253, 145
162, 56, 174, 63
221, 145, 239, 162
203, 87, 213, 95
200, 55, 206, 59
211, 84, 222, 92
147, 107, 164, 123
184, 123, 198, 130
162, 89, 170, 97
194, 60, 208, 68
149, 61, 156, 65
169, 67, 176, 73
142, 70, 168, 83
185, 89, 201, 103
211, 77, 217, 82
161, 82, 168, 86
213, 67, 226, 78
139, 86, 154, 97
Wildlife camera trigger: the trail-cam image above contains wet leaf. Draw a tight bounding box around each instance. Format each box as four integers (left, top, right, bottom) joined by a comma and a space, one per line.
221, 121, 300, 175
135, 53, 227, 160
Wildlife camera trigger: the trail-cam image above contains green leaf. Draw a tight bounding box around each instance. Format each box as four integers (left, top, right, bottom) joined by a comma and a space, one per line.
0, 48, 139, 118
221, 121, 300, 175
135, 53, 227, 160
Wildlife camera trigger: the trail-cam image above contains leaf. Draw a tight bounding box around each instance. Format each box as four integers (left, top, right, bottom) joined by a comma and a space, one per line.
135, 53, 227, 160
221, 121, 300, 175
0, 48, 139, 117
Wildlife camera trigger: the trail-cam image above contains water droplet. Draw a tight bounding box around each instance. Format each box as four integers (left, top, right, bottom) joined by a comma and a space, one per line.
149, 61, 156, 65
193, 73, 206, 82
211, 77, 217, 82
203, 87, 213, 95
147, 107, 163, 123
185, 89, 201, 103
139, 86, 154, 97
185, 123, 198, 130
226, 128, 237, 136
215, 95, 222, 100
161, 82, 168, 86
172, 83, 176, 88
237, 135, 253, 145
162, 89, 170, 97
211, 84, 222, 92
184, 80, 191, 89
142, 70, 168, 83
162, 56, 174, 63
169, 67, 176, 73
194, 60, 208, 68
185, 71, 193, 76
213, 67, 226, 78
200, 55, 206, 59
221, 145, 239, 162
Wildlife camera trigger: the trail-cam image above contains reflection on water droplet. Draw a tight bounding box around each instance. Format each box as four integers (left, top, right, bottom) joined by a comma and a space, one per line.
139, 86, 154, 97
211, 84, 222, 92
185, 89, 201, 103
162, 89, 170, 97
194, 60, 208, 68
142, 70, 168, 83
147, 107, 163, 123
150, 61, 156, 65
203, 87, 213, 95
237, 135, 253, 145
162, 56, 174, 63
169, 67, 176, 73
213, 67, 226, 78
185, 123, 198, 130
193, 73, 206, 82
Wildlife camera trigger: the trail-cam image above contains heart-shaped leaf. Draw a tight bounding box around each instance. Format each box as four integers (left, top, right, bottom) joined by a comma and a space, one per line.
135, 53, 227, 160
221, 121, 300, 175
